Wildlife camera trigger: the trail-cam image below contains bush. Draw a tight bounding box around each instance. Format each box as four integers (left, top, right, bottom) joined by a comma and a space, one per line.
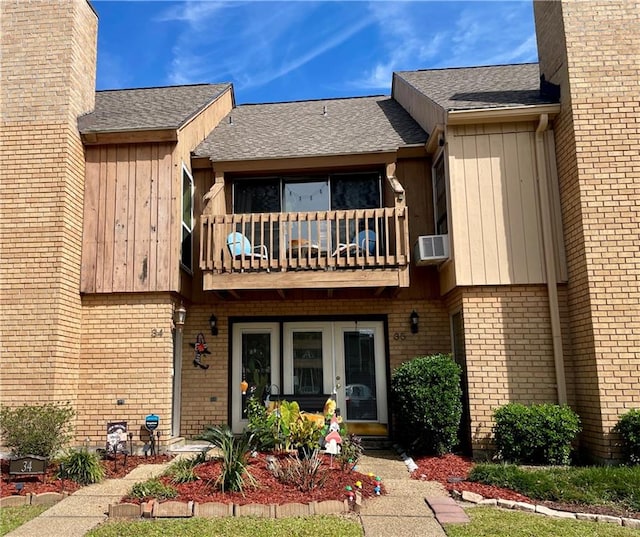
57, 448, 105, 485
390, 354, 462, 455
198, 425, 256, 493
613, 408, 640, 464
162, 456, 201, 484
336, 433, 364, 472
129, 478, 177, 501
493, 403, 581, 465
269, 449, 327, 491
0, 402, 75, 458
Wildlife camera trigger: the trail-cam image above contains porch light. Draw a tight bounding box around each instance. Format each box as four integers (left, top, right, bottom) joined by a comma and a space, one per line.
410, 310, 419, 334
174, 303, 187, 331
209, 314, 218, 336
240, 380, 249, 395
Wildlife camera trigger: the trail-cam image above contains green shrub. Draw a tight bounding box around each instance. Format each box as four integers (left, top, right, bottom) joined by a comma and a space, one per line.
129, 478, 178, 501
163, 456, 200, 484
198, 425, 256, 493
57, 448, 105, 485
390, 354, 462, 455
493, 403, 581, 465
613, 408, 640, 464
0, 402, 75, 458
336, 433, 364, 472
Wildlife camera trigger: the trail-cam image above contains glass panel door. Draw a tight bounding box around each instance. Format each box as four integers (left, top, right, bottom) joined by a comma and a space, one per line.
334, 322, 387, 423
231, 323, 279, 433
283, 324, 333, 397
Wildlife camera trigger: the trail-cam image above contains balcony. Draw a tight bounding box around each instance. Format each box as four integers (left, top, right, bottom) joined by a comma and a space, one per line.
199, 207, 410, 291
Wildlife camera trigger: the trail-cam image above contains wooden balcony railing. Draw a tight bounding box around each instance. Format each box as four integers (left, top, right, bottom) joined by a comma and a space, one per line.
200, 207, 410, 276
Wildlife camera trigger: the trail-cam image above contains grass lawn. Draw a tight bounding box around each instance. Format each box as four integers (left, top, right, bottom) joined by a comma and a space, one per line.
469, 464, 640, 513
445, 507, 640, 537
86, 515, 363, 537
0, 505, 49, 536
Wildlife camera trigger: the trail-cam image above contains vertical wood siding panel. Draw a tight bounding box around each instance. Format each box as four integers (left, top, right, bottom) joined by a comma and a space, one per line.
503, 134, 528, 282
516, 132, 545, 282
169, 153, 179, 291
126, 151, 137, 291
476, 134, 501, 283
489, 133, 511, 284
81, 149, 100, 293
102, 146, 117, 293
148, 145, 159, 291
112, 145, 130, 291
156, 146, 172, 290
94, 146, 107, 293
448, 134, 472, 284
134, 144, 151, 292
462, 135, 485, 284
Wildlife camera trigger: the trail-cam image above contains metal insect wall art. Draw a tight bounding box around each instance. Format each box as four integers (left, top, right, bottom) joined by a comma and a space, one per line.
190, 332, 211, 370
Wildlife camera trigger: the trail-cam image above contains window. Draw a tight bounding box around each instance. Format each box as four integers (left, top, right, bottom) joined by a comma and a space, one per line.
433, 155, 448, 235
232, 171, 382, 214
181, 166, 194, 271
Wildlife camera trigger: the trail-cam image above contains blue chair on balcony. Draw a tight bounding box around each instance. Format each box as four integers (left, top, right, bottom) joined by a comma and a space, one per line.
357, 230, 377, 256
226, 232, 269, 260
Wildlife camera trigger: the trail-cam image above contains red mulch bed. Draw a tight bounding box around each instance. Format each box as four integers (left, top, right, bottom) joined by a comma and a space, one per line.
0, 455, 172, 498
411, 453, 640, 520
124, 452, 384, 506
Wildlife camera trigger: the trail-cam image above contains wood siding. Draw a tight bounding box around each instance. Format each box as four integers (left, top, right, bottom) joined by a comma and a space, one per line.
81, 143, 177, 293
392, 74, 444, 135
447, 123, 546, 287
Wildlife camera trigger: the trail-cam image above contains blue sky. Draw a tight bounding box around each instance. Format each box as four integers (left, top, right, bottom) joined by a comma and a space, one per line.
93, 1, 538, 104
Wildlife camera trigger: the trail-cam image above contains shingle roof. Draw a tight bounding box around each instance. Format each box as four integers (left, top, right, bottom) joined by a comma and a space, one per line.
78, 83, 231, 133
395, 63, 557, 111
193, 96, 426, 161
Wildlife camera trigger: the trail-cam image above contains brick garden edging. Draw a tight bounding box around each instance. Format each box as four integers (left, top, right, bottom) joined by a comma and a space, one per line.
0, 492, 69, 508
108, 499, 350, 519
451, 489, 640, 529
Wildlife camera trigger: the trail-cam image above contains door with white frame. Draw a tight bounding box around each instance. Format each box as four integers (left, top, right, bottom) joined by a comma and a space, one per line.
283, 321, 387, 424
231, 323, 280, 433
232, 320, 387, 432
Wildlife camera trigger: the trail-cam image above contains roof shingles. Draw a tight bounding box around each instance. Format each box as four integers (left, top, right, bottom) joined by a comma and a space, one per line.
193, 96, 426, 161
77, 83, 231, 133
395, 63, 556, 111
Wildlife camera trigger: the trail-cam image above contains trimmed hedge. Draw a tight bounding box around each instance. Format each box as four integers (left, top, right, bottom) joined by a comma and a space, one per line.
493, 403, 581, 465
613, 408, 640, 464
391, 353, 462, 455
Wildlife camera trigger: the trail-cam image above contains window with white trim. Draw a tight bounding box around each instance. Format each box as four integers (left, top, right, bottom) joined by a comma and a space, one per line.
181, 165, 194, 271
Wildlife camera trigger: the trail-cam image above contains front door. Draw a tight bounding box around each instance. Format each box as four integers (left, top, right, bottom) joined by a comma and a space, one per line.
231, 320, 387, 433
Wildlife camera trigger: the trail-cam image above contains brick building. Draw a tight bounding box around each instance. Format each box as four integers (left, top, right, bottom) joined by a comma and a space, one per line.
1, 0, 637, 461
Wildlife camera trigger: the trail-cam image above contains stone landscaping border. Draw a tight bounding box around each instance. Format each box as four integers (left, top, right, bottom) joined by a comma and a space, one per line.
0, 492, 69, 508
108, 499, 350, 519
451, 489, 640, 529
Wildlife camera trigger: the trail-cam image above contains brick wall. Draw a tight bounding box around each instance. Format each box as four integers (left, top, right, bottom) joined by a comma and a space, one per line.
0, 1, 97, 409
452, 285, 563, 453
78, 294, 175, 445
534, 0, 640, 460
178, 297, 451, 438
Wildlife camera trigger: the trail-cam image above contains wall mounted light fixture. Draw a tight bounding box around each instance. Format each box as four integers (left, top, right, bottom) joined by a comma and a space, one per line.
209, 314, 218, 336
410, 310, 419, 334
174, 303, 187, 331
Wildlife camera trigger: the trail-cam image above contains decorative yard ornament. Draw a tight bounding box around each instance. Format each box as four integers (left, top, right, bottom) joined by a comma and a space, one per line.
324, 416, 342, 455
240, 380, 249, 394
190, 332, 210, 369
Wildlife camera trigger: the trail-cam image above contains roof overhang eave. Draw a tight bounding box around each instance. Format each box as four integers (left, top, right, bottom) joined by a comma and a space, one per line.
446, 103, 561, 126
80, 127, 178, 145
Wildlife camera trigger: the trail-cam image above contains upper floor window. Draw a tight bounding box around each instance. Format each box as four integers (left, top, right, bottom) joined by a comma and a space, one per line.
232, 171, 381, 214
181, 165, 194, 271
433, 155, 448, 235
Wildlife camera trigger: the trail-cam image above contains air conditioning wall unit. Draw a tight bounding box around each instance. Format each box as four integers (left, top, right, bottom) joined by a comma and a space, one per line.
414, 234, 450, 265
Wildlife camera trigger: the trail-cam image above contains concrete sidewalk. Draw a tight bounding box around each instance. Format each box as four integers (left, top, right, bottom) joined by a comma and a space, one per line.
357, 450, 460, 537
5, 463, 171, 537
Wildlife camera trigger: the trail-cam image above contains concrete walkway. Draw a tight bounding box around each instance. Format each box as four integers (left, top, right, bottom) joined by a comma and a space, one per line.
357, 450, 457, 537
5, 463, 171, 537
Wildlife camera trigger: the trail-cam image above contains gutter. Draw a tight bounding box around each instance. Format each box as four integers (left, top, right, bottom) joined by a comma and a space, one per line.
535, 114, 567, 405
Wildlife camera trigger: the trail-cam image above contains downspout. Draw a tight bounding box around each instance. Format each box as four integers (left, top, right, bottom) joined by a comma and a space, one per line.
535, 114, 567, 405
